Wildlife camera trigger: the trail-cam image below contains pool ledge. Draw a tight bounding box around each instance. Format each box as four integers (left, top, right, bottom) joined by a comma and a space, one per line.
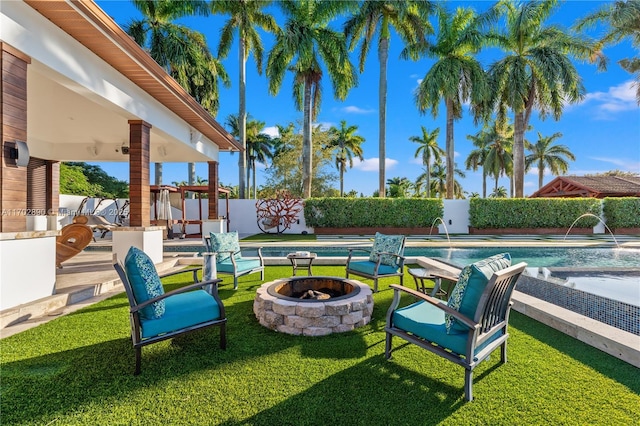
512, 291, 640, 368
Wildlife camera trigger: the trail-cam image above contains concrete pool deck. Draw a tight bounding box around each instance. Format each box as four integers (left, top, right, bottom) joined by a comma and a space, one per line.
1, 234, 638, 367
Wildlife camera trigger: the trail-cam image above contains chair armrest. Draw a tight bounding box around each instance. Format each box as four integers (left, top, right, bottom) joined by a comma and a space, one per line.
389, 284, 477, 329
346, 247, 372, 265
133, 279, 222, 313
159, 266, 201, 283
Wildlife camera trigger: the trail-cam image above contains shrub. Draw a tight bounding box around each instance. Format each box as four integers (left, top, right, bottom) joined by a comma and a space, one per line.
603, 197, 640, 229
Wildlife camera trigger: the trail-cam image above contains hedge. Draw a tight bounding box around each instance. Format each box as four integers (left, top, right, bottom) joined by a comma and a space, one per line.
603, 197, 640, 229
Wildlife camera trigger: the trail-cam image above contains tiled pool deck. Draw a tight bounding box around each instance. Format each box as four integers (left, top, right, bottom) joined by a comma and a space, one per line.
2, 234, 639, 367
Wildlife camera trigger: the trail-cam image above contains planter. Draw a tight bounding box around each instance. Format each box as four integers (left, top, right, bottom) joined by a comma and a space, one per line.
468, 227, 593, 235
313, 227, 438, 235
610, 228, 640, 235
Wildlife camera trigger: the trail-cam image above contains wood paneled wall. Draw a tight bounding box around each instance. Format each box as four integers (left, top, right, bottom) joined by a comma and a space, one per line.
1, 43, 31, 232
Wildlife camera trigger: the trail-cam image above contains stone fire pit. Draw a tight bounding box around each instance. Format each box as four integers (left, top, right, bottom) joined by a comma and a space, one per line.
254, 276, 374, 336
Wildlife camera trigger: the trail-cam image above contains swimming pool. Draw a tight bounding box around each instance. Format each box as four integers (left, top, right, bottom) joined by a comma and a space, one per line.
255, 246, 640, 269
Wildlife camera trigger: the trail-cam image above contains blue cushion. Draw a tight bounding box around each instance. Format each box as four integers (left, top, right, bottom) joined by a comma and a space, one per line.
369, 232, 404, 266
392, 301, 503, 358
348, 260, 400, 276
217, 258, 262, 274
140, 289, 221, 338
124, 246, 165, 320
209, 231, 241, 262
446, 253, 512, 333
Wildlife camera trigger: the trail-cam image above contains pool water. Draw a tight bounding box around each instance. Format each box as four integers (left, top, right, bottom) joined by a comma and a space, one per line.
257, 246, 640, 269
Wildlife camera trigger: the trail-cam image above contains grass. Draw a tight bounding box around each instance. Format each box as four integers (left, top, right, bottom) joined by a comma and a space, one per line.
1, 265, 639, 425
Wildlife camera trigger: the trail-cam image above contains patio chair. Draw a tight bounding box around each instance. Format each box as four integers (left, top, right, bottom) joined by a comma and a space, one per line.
385, 253, 527, 401
113, 247, 226, 375
345, 232, 406, 292
203, 231, 264, 290
56, 216, 93, 267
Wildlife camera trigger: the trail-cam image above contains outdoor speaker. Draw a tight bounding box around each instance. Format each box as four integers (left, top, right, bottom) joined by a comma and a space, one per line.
7, 140, 30, 167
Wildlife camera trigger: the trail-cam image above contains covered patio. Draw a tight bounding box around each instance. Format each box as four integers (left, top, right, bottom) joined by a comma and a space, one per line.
0, 0, 240, 311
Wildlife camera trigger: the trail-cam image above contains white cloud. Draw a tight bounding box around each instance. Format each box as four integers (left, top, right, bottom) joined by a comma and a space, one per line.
580, 80, 638, 118
341, 105, 375, 114
353, 157, 398, 172
589, 156, 640, 172
262, 126, 280, 138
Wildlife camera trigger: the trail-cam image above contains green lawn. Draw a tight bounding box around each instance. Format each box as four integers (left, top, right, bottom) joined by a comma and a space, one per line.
1, 265, 638, 425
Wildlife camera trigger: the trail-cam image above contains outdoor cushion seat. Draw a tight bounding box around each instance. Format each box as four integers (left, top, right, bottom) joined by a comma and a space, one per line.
204, 231, 264, 290
385, 254, 527, 401
346, 232, 406, 292
113, 247, 226, 375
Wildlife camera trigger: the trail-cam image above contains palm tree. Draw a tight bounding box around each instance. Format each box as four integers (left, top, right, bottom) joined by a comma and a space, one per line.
575, 1, 637, 103
211, 1, 278, 199
489, 186, 508, 198
409, 126, 444, 198
126, 1, 228, 203
465, 128, 491, 198
406, 5, 488, 199
429, 161, 467, 199
344, 0, 435, 198
386, 177, 413, 198
326, 120, 365, 197
246, 121, 274, 199
526, 131, 575, 189
484, 127, 513, 195
486, 0, 603, 197
266, 0, 357, 198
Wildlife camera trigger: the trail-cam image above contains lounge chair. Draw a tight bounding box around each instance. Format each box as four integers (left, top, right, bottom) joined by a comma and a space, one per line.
203, 231, 264, 290
345, 232, 406, 292
385, 253, 527, 401
112, 247, 226, 375
56, 216, 93, 267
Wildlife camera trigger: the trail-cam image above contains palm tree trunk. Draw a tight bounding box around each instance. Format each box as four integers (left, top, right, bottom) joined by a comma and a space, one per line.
426, 162, 431, 198
302, 80, 313, 198
154, 163, 162, 185
252, 160, 257, 199
513, 112, 525, 197
238, 35, 247, 199
188, 162, 196, 199
482, 169, 486, 198
378, 37, 389, 198
445, 98, 454, 199
339, 162, 344, 197
246, 151, 251, 198
538, 159, 544, 189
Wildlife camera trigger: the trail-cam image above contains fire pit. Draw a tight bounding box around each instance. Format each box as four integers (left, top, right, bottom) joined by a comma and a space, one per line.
254, 276, 373, 336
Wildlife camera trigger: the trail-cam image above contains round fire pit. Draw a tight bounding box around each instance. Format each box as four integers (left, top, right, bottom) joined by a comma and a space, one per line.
254, 276, 373, 336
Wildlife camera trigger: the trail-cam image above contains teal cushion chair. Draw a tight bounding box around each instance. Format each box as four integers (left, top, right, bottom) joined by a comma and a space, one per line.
385, 254, 527, 401
345, 232, 406, 292
113, 247, 226, 375
204, 231, 264, 290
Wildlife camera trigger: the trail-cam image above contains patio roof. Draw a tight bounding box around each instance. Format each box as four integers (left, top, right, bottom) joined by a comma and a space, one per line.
10, 0, 241, 162
530, 175, 640, 198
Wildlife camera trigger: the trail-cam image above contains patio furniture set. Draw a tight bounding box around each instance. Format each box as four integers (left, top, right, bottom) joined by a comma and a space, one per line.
113, 231, 526, 401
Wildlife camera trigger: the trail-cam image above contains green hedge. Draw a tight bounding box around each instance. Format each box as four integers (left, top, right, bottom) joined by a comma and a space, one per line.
303, 198, 444, 228
603, 197, 640, 229
469, 198, 602, 229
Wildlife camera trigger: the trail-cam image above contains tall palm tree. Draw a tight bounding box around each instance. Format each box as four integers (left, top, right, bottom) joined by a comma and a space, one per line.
211, 1, 278, 199
465, 128, 491, 198
266, 0, 357, 198
344, 0, 435, 198
486, 0, 603, 197
126, 1, 228, 202
406, 5, 488, 199
575, 1, 637, 103
428, 161, 466, 199
246, 121, 274, 199
326, 120, 365, 197
409, 126, 444, 198
526, 131, 575, 189
484, 128, 513, 195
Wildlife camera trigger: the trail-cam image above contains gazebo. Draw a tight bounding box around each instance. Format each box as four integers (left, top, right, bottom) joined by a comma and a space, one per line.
530, 176, 640, 198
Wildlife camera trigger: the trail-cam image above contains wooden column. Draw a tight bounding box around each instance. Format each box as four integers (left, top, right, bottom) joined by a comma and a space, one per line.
1, 43, 31, 232
128, 120, 151, 227
46, 161, 60, 214
208, 161, 219, 219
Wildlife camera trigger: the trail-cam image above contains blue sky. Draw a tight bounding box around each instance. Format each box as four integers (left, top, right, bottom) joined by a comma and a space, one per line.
94, 0, 639, 197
